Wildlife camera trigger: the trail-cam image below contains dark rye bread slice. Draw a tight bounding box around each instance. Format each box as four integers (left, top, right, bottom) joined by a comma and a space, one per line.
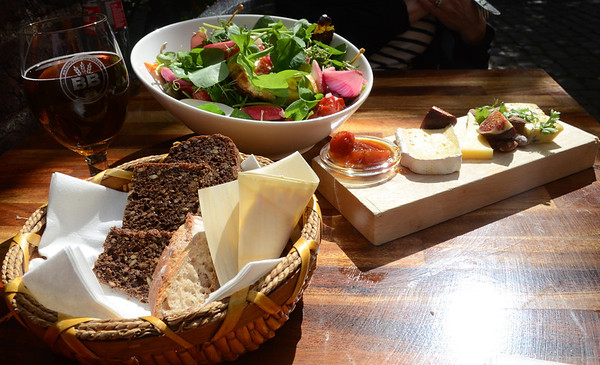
121, 162, 223, 232
94, 227, 173, 302
163, 134, 242, 182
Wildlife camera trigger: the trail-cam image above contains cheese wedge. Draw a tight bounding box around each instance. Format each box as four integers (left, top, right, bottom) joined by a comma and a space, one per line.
455, 114, 494, 160
504, 103, 564, 143
396, 125, 462, 175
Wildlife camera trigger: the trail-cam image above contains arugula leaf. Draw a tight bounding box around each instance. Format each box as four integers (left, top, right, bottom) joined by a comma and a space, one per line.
177, 51, 194, 69
253, 15, 276, 30
270, 37, 306, 72
169, 64, 189, 80
285, 77, 322, 120
188, 61, 229, 88
199, 47, 225, 67
206, 80, 246, 106
230, 108, 254, 120
253, 69, 305, 90
157, 51, 177, 66
473, 99, 501, 123
197, 103, 226, 115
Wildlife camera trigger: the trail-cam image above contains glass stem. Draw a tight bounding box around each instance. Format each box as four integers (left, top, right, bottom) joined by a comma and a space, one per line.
85, 151, 108, 176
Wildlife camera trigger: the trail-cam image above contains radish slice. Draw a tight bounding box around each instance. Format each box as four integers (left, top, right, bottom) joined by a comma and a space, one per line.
204, 40, 239, 58
322, 69, 365, 98
191, 29, 207, 49
160, 67, 193, 89
241, 105, 285, 121
310, 60, 324, 93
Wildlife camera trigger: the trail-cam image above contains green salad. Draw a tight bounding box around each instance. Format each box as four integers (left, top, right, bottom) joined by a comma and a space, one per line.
145, 15, 367, 121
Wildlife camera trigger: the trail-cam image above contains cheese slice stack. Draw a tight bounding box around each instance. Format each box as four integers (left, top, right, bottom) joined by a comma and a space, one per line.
396, 125, 462, 175
198, 152, 319, 285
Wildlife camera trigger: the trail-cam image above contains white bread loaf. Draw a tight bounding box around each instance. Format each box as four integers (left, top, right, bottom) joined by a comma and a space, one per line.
148, 214, 219, 317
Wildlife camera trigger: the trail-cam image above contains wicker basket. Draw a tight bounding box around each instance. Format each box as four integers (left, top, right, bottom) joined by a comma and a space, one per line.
1, 153, 321, 364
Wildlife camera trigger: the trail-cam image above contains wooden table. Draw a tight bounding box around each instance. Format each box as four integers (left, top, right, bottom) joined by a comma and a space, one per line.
1, 70, 599, 364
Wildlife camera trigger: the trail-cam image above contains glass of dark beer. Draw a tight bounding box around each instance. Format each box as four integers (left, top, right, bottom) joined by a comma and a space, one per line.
20, 14, 129, 176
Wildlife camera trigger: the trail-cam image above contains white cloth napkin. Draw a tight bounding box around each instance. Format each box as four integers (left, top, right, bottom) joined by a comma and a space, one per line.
24, 172, 150, 319
35, 173, 128, 266
206, 258, 284, 303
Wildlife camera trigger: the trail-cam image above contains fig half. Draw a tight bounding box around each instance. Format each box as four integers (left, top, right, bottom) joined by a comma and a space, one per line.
477, 110, 516, 140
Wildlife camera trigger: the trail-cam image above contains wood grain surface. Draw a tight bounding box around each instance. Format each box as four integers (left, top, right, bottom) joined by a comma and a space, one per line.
1, 70, 599, 364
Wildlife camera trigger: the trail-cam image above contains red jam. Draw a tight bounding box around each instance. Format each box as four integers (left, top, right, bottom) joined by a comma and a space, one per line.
328, 131, 393, 169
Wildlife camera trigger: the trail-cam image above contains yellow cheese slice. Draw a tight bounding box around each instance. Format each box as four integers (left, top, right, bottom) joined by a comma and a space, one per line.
237, 173, 317, 270
238, 152, 319, 270
198, 152, 319, 285
455, 114, 494, 160
396, 125, 462, 174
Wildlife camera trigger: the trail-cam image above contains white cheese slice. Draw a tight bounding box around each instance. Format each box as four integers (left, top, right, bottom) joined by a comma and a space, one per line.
396, 125, 462, 175
455, 114, 494, 160
198, 180, 239, 285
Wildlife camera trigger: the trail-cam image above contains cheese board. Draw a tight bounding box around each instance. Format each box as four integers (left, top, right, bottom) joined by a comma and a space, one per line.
312, 117, 599, 245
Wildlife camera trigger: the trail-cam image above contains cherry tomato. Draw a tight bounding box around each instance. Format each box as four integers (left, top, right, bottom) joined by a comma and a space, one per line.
313, 95, 346, 118
329, 131, 355, 156
329, 131, 393, 168
254, 54, 273, 75
350, 140, 391, 166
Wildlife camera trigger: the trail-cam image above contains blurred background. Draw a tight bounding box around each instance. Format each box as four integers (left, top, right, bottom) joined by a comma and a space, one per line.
2, 0, 599, 155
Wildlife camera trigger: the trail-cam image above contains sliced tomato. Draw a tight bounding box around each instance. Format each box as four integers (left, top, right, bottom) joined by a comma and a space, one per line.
312, 94, 346, 118
254, 54, 273, 75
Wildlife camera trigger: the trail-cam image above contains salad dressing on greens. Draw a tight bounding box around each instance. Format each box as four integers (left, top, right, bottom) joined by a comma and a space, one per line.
145, 15, 366, 121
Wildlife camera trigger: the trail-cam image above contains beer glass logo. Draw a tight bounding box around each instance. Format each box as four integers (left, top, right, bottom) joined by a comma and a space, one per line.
59, 55, 108, 104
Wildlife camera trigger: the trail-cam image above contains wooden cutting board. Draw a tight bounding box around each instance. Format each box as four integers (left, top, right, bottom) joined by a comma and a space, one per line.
312, 119, 599, 245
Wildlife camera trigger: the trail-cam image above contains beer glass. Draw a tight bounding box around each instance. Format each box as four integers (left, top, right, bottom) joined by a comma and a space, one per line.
20, 14, 129, 176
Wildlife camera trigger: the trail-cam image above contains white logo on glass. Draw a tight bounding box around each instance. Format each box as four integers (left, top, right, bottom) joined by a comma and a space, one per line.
59, 55, 108, 104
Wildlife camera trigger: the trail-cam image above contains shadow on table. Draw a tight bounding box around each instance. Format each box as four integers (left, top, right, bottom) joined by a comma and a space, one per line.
221, 300, 304, 365
325, 167, 598, 272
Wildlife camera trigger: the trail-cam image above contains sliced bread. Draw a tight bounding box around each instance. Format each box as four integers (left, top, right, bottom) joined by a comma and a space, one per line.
163, 134, 242, 182
148, 214, 219, 317
93, 227, 172, 302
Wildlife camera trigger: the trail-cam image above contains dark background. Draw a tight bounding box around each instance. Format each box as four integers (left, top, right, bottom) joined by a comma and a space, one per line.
2, 0, 599, 156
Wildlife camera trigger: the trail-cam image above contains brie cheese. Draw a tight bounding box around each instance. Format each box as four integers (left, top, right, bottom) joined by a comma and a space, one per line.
396, 125, 462, 175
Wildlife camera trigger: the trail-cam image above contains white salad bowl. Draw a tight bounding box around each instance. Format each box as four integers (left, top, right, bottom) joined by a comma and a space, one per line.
130, 14, 373, 158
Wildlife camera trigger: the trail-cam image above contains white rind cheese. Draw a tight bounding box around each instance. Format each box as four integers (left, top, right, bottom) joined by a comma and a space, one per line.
395, 125, 462, 175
